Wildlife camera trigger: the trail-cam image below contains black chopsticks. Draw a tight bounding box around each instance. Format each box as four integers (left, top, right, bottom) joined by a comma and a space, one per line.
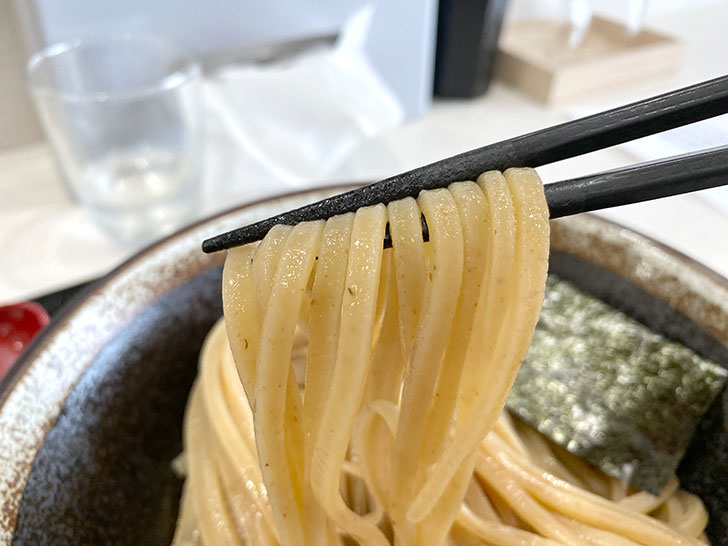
203, 75, 728, 253
544, 145, 728, 218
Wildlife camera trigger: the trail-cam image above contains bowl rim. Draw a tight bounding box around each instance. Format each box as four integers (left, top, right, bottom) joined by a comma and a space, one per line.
2, 185, 728, 542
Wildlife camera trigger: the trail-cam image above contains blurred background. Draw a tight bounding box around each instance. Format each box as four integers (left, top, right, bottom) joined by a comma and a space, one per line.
1, 0, 727, 309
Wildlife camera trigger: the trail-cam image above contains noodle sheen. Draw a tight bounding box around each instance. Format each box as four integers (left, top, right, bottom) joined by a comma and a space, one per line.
173, 169, 708, 546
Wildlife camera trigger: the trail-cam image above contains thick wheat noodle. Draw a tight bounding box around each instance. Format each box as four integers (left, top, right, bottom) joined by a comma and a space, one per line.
172, 168, 710, 545
301, 213, 354, 546
474, 453, 583, 543
408, 170, 549, 521
483, 434, 703, 545
200, 324, 274, 542
390, 187, 465, 541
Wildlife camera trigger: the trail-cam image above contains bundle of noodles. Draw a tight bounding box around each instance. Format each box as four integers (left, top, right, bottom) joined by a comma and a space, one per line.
172, 168, 709, 545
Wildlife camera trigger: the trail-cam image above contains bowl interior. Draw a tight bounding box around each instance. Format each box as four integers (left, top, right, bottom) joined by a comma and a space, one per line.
12, 265, 223, 545
5, 213, 728, 545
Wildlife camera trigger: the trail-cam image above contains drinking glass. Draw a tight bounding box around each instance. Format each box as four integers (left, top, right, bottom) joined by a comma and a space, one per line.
27, 34, 203, 246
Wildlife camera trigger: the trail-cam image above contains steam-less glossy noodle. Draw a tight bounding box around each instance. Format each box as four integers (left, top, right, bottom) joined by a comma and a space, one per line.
172, 168, 709, 545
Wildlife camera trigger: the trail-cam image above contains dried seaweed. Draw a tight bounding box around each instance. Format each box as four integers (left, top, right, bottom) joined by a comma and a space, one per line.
507, 275, 728, 493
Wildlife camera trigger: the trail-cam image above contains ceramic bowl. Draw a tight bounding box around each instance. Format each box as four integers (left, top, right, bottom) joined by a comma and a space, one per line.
1, 186, 727, 545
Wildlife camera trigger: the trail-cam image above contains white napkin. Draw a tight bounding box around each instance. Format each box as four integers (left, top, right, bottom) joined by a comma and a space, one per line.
203, 6, 403, 200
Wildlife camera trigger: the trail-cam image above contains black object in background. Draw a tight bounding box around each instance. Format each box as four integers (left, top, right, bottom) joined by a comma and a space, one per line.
33, 280, 94, 319
434, 0, 509, 98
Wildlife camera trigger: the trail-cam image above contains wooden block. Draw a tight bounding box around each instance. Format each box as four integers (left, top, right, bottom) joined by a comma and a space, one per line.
494, 16, 683, 104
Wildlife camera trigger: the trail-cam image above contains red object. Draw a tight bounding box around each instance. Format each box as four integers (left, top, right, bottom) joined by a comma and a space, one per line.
0, 302, 50, 381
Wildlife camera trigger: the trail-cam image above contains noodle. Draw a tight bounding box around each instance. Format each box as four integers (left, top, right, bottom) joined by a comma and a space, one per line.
172, 168, 709, 545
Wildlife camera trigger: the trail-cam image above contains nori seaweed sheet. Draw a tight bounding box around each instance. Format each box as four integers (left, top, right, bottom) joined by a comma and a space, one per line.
507, 275, 728, 494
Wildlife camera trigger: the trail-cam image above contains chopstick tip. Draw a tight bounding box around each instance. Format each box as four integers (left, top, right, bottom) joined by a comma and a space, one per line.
202, 237, 223, 254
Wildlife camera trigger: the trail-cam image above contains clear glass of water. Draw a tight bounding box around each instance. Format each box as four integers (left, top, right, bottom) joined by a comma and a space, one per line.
27, 34, 202, 246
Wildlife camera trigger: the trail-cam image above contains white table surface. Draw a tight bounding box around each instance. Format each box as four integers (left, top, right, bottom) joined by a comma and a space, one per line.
2, 2, 728, 305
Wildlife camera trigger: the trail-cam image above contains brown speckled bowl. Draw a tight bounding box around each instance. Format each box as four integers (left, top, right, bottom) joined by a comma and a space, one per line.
1, 186, 727, 545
